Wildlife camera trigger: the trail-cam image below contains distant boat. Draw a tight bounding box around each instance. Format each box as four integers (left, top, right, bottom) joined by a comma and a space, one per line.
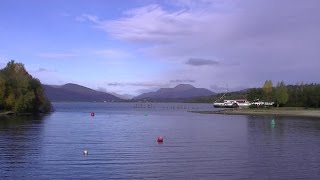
251, 101, 274, 106
213, 99, 274, 108
213, 99, 251, 108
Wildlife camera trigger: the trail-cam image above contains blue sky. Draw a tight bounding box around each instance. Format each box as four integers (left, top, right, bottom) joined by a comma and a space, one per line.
1, 0, 320, 96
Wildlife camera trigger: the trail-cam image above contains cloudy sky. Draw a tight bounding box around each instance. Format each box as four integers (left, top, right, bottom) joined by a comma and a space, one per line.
1, 0, 319, 96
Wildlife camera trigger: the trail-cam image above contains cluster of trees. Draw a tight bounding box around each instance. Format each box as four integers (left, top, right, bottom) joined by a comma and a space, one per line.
0, 61, 52, 113
247, 80, 320, 108
189, 80, 320, 108
247, 80, 288, 107
286, 83, 320, 108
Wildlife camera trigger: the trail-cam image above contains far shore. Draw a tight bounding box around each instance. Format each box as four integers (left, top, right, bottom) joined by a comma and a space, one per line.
191, 107, 320, 118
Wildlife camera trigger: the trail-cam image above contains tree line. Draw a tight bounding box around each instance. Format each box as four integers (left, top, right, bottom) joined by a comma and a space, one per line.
188, 80, 320, 108
247, 80, 320, 108
0, 61, 52, 113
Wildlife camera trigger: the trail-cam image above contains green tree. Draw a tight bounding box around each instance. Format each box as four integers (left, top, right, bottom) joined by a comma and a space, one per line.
262, 80, 273, 102
0, 74, 6, 109
0, 60, 52, 113
14, 91, 36, 113
275, 81, 289, 107
247, 88, 263, 101
5, 93, 15, 109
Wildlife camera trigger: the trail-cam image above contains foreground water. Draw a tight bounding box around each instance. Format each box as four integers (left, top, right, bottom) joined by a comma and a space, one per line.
1, 102, 320, 179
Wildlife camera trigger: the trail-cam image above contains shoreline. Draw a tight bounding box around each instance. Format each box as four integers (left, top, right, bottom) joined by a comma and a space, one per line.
191, 108, 320, 118
0, 111, 15, 116
0, 111, 44, 116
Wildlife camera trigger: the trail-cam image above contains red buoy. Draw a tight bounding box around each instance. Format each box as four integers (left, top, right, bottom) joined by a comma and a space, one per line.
91, 112, 95, 116
157, 136, 164, 143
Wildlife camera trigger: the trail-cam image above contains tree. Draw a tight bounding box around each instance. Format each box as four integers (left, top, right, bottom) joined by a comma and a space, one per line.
247, 88, 263, 102
275, 81, 289, 107
262, 80, 273, 102
0, 60, 52, 113
0, 75, 6, 108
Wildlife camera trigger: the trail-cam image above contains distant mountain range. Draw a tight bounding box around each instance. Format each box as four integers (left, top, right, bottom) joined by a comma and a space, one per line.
43, 83, 215, 102
109, 92, 134, 100
43, 83, 121, 102
134, 84, 215, 101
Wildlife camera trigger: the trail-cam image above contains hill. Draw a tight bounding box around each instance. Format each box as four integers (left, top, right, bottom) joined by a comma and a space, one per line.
109, 92, 134, 100
134, 84, 215, 101
43, 83, 121, 102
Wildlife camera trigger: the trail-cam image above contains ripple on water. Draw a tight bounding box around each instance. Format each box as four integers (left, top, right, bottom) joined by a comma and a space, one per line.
1, 103, 320, 179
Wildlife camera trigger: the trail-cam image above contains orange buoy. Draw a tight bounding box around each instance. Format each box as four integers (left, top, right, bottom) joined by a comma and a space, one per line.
157, 136, 164, 143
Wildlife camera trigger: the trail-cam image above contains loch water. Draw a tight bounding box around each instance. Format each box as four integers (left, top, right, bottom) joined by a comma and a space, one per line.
1, 102, 320, 179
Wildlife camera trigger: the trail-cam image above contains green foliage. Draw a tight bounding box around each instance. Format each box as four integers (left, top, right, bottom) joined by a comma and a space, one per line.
14, 91, 36, 113
246, 88, 263, 101
0, 74, 6, 109
262, 80, 273, 101
0, 60, 52, 113
274, 81, 289, 107
188, 80, 320, 108
5, 93, 16, 109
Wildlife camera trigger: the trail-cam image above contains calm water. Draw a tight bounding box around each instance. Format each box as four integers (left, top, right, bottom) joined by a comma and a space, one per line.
1, 102, 320, 179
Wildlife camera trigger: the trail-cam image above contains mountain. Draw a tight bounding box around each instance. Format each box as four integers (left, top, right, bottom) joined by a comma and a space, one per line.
43, 83, 121, 102
109, 92, 134, 100
134, 84, 215, 101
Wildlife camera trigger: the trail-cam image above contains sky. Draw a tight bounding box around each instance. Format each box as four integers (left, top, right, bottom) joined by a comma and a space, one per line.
1, 0, 320, 96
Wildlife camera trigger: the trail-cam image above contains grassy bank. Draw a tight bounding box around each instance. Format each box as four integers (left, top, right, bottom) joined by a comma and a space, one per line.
191, 107, 320, 118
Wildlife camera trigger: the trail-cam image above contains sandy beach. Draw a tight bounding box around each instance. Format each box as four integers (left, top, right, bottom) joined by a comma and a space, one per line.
191, 108, 320, 118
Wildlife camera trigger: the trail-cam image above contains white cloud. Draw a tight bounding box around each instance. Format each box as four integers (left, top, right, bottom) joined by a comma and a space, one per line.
79, 2, 239, 63
78, 0, 320, 89
75, 14, 100, 23
104, 4, 204, 44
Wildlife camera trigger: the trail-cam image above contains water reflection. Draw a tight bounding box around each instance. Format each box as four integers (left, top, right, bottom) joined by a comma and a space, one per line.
0, 114, 49, 176
246, 115, 320, 179
1, 103, 320, 179
0, 114, 46, 129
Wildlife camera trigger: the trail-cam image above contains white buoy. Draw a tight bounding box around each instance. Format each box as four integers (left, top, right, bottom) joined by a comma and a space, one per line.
83, 150, 88, 155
